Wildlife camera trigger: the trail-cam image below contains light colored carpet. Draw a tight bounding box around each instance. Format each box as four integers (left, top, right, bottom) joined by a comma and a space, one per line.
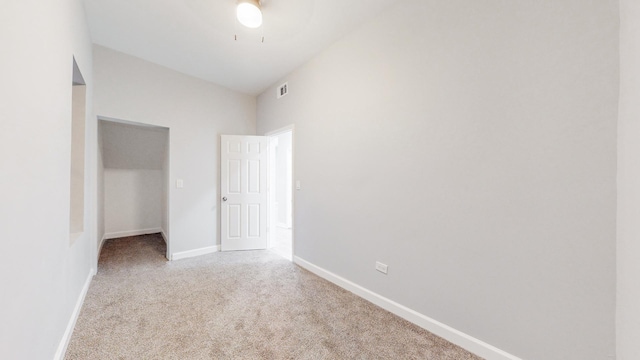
269, 226, 292, 261
65, 234, 482, 359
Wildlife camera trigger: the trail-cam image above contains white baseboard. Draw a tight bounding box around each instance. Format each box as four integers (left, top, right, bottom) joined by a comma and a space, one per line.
171, 245, 220, 261
97, 233, 107, 259
104, 228, 162, 240
293, 256, 521, 360
53, 270, 93, 360
160, 229, 168, 243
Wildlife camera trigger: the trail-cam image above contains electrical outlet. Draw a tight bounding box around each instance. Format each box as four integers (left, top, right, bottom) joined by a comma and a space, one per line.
375, 261, 388, 274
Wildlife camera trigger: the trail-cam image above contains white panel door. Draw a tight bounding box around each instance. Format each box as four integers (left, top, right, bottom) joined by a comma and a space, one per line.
220, 135, 268, 251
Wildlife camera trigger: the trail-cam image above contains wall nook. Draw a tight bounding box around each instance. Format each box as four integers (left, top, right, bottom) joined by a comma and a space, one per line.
70, 58, 86, 243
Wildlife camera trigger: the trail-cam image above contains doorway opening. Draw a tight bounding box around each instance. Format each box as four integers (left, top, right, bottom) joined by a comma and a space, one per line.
97, 118, 170, 261
267, 126, 294, 261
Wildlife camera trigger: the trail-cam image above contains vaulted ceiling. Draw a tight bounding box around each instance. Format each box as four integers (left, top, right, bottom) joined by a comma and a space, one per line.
83, 0, 402, 94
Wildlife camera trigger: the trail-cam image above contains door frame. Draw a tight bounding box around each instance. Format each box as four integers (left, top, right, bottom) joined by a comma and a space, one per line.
96, 116, 171, 261
265, 125, 295, 260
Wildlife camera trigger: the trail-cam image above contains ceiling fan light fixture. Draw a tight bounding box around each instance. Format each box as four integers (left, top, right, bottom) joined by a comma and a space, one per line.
237, 0, 262, 29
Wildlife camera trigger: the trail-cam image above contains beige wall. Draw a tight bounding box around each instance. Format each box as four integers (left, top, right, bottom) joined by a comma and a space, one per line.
257, 0, 619, 358
618, 1, 640, 359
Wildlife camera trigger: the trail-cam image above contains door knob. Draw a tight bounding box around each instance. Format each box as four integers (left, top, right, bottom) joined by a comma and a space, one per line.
222, 197, 228, 202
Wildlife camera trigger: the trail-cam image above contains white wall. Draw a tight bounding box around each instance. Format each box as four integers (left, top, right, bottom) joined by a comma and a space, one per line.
99, 120, 168, 239
617, 1, 640, 359
70, 83, 87, 236
93, 45, 256, 255
104, 169, 163, 235
257, 0, 618, 359
0, 0, 96, 358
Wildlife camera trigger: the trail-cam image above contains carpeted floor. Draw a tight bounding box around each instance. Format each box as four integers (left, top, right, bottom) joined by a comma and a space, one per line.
65, 234, 482, 359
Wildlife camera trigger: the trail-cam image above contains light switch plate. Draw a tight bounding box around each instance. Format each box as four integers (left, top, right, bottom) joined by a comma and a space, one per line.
176, 179, 184, 188
375, 261, 388, 274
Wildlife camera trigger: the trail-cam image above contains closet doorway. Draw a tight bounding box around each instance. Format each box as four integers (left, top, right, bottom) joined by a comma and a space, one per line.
98, 118, 170, 259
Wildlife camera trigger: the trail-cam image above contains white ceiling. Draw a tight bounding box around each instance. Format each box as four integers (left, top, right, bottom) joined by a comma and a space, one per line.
83, 0, 402, 95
